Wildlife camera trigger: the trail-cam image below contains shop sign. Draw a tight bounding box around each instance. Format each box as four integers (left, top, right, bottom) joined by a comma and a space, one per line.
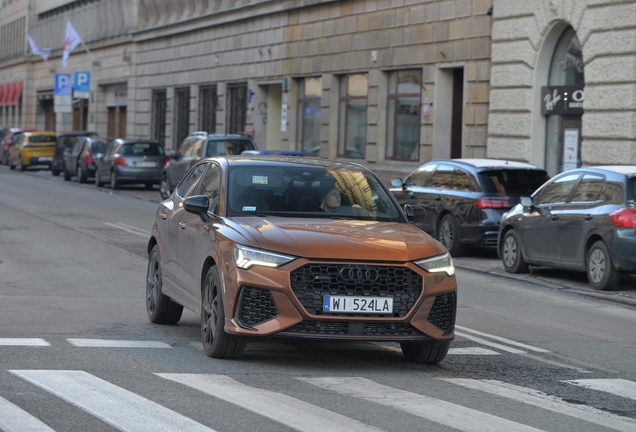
541, 85, 584, 116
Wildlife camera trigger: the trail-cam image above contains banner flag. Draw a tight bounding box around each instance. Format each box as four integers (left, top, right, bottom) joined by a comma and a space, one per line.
62, 20, 82, 68
27, 34, 53, 61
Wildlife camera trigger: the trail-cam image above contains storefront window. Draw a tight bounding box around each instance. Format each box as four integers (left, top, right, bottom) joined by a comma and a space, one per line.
297, 77, 322, 155
338, 74, 368, 158
386, 70, 421, 161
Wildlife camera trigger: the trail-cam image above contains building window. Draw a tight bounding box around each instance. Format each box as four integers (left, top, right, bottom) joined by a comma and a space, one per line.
151, 89, 167, 147
338, 74, 367, 159
227, 83, 247, 134
297, 77, 322, 155
198, 86, 217, 133
174, 87, 191, 147
386, 70, 422, 161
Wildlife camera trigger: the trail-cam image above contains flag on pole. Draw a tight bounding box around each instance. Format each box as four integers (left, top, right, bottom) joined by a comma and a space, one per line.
27, 35, 53, 61
62, 20, 82, 68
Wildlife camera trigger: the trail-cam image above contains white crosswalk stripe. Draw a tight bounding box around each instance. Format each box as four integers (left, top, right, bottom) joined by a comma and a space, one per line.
67, 339, 172, 348
157, 373, 383, 432
9, 370, 215, 432
455, 326, 550, 353
564, 379, 636, 401
443, 379, 636, 432
299, 377, 546, 432
0, 396, 55, 432
0, 338, 50, 347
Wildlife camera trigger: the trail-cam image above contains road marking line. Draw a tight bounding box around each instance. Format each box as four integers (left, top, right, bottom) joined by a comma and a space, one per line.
300, 377, 545, 432
114, 222, 151, 235
158, 373, 382, 432
448, 347, 500, 355
0, 338, 50, 347
455, 331, 526, 354
443, 379, 636, 432
67, 339, 172, 348
0, 396, 55, 432
564, 379, 636, 401
456, 326, 550, 353
10, 370, 214, 432
103, 222, 149, 237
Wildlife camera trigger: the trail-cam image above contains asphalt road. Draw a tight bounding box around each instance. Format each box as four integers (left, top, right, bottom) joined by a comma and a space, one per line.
1, 165, 636, 432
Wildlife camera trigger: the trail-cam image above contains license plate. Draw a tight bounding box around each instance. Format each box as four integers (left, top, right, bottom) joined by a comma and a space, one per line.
323, 296, 393, 313
136, 161, 156, 167
39, 157, 52, 162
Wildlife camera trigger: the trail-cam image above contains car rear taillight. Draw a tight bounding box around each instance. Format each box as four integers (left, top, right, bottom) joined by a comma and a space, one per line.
85, 152, 93, 165
609, 208, 636, 228
476, 198, 510, 210
114, 156, 127, 166
163, 156, 171, 167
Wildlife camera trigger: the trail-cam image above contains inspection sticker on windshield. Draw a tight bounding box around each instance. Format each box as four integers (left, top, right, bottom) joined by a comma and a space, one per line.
242, 206, 256, 212
252, 175, 268, 185
323, 296, 393, 313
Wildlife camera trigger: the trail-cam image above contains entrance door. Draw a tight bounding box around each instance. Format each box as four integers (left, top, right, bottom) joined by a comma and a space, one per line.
227, 83, 247, 134
450, 68, 464, 158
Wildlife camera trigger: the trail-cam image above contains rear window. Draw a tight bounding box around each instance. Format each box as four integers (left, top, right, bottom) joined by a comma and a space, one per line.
205, 139, 255, 157
479, 169, 549, 195
628, 177, 636, 202
120, 143, 164, 156
29, 136, 56, 143
91, 141, 107, 154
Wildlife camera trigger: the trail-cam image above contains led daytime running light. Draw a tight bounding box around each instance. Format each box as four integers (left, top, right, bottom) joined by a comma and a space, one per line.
415, 253, 455, 277
233, 245, 296, 270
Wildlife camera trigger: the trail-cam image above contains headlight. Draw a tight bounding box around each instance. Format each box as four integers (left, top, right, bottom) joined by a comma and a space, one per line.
233, 245, 296, 269
414, 253, 455, 277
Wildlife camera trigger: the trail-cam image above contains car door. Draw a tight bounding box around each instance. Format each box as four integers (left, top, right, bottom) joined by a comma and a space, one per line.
522, 173, 580, 262
552, 173, 606, 266
97, 141, 119, 180
168, 138, 195, 188
423, 164, 455, 237
391, 163, 437, 234
67, 139, 85, 175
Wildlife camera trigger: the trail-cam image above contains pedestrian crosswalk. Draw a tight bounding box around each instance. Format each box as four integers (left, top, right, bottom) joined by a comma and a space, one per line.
3, 371, 636, 432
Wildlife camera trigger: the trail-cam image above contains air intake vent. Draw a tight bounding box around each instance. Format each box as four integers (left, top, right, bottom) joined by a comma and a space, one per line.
238, 286, 279, 326
427, 293, 455, 334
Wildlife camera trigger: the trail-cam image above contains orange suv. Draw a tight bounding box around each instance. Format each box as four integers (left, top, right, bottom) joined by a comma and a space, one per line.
147, 156, 457, 363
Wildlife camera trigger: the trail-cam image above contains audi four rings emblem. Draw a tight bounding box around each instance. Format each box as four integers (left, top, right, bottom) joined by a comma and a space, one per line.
338, 266, 379, 282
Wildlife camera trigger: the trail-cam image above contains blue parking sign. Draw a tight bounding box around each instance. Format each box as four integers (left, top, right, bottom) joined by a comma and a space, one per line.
54, 74, 72, 95
74, 72, 90, 92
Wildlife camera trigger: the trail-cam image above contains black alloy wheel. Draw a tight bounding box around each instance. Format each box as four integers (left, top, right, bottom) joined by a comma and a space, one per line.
587, 240, 620, 291
146, 245, 183, 324
110, 170, 120, 190
51, 167, 60, 177
502, 230, 529, 273
201, 266, 246, 359
438, 214, 466, 257
160, 174, 171, 199
77, 164, 87, 183
400, 341, 451, 364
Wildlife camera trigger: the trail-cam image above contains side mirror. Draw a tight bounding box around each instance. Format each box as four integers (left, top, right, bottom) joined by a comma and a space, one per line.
391, 178, 404, 188
520, 197, 533, 207
403, 204, 417, 222
184, 195, 210, 222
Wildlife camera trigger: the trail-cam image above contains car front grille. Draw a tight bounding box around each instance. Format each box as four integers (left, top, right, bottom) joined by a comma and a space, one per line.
290, 264, 423, 317
427, 293, 455, 334
238, 286, 279, 327
283, 320, 423, 336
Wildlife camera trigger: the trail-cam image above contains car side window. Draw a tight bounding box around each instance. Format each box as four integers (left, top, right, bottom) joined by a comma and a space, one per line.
535, 174, 580, 205
180, 139, 195, 157
192, 139, 204, 157
600, 181, 624, 204
197, 163, 221, 213
107, 142, 119, 156
451, 169, 473, 191
406, 164, 436, 187
427, 164, 454, 189
176, 164, 208, 198
571, 174, 605, 203
72, 139, 84, 156
233, 140, 255, 154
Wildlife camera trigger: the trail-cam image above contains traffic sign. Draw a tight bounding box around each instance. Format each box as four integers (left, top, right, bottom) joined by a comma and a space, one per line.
54, 95, 72, 113
74, 71, 90, 99
54, 74, 72, 95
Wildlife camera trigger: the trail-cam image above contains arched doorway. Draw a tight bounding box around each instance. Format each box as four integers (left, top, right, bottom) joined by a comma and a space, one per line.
541, 26, 585, 176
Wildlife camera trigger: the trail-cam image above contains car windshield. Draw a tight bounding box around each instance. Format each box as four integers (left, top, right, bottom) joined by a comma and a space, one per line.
121, 143, 164, 156
227, 165, 403, 222
205, 140, 255, 157
479, 169, 549, 195
29, 135, 56, 143
627, 177, 636, 202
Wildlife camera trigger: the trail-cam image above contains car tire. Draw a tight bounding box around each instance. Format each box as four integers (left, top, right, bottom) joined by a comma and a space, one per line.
95, 171, 104, 187
160, 174, 171, 199
146, 245, 183, 324
587, 240, 620, 291
77, 165, 87, 183
51, 168, 60, 177
19, 156, 26, 172
201, 265, 246, 359
63, 167, 71, 181
110, 171, 120, 190
502, 230, 529, 274
400, 341, 451, 364
438, 214, 466, 257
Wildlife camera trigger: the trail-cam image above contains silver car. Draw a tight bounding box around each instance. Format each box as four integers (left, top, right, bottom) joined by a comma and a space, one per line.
95, 139, 169, 189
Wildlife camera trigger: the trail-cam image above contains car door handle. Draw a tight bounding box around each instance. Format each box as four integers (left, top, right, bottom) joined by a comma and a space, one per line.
584, 214, 593, 221
179, 222, 186, 230
160, 212, 167, 220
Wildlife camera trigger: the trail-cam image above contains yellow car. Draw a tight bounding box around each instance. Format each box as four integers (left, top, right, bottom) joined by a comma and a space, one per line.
9, 131, 56, 172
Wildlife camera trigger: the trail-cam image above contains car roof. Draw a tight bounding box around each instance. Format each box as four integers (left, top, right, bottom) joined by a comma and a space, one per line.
115, 139, 160, 144
580, 165, 636, 176
215, 155, 369, 171
57, 131, 98, 137
430, 158, 542, 170
206, 134, 253, 140
23, 131, 56, 136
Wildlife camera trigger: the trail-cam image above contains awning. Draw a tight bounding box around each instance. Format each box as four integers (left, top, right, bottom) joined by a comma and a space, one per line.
0, 86, 4, 105
0, 82, 23, 107
0, 84, 8, 106
11, 82, 23, 105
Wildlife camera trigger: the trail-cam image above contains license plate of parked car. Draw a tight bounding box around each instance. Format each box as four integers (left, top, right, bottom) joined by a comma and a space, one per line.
323, 296, 393, 313
136, 161, 156, 167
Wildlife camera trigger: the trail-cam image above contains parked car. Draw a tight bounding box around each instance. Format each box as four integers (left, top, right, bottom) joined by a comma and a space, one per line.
94, 139, 168, 189
8, 131, 56, 171
147, 156, 457, 363
499, 165, 636, 291
305, 146, 364, 158
63, 136, 108, 183
160, 132, 258, 199
51, 131, 99, 177
241, 150, 305, 156
390, 159, 550, 256
1, 127, 37, 165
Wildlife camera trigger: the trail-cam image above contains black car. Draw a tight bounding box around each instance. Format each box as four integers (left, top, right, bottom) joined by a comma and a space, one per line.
390, 159, 550, 256
499, 166, 636, 291
95, 139, 168, 189
63, 136, 108, 183
51, 131, 99, 176
160, 132, 257, 199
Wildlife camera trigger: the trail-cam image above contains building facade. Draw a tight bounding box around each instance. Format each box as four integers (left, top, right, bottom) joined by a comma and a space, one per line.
1, 0, 635, 182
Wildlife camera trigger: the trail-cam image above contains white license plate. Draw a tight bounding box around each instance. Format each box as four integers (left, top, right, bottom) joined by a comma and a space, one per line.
39, 157, 52, 162
323, 296, 393, 313
136, 161, 156, 167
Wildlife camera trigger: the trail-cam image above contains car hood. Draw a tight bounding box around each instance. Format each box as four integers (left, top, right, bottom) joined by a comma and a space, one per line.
225, 217, 442, 261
